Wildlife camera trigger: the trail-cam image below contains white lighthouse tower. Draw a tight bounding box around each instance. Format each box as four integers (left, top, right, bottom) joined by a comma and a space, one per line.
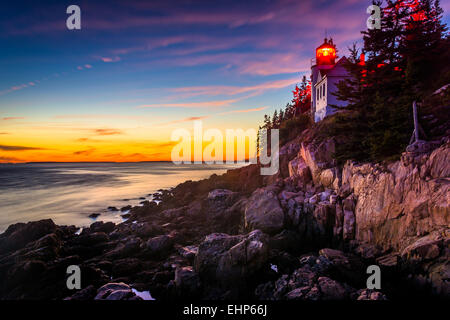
311, 38, 350, 122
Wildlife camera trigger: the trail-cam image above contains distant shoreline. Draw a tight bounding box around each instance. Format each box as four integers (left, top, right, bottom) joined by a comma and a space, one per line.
0, 161, 174, 165
0, 161, 250, 165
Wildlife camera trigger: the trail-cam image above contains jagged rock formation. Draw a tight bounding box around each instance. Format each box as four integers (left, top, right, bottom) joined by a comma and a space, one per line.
0, 126, 448, 300
282, 138, 449, 295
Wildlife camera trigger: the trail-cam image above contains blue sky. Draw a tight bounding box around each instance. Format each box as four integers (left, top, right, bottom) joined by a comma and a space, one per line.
0, 0, 449, 162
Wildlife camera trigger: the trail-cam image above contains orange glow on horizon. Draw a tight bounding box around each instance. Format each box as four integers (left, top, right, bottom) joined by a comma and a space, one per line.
0, 132, 256, 163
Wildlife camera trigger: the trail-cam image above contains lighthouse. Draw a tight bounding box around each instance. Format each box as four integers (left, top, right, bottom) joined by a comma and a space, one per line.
311, 38, 350, 122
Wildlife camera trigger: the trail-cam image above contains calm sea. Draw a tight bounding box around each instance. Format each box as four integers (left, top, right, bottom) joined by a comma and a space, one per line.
0, 162, 240, 232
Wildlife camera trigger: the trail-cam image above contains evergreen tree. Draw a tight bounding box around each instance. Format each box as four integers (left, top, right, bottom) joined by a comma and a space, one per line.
334, 0, 448, 162
262, 114, 271, 129
279, 109, 285, 124
272, 110, 279, 128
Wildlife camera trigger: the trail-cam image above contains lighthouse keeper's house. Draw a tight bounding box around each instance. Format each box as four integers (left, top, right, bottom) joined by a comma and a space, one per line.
311, 38, 351, 122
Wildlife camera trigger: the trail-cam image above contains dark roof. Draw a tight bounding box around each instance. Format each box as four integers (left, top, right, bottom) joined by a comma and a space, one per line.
318, 57, 350, 79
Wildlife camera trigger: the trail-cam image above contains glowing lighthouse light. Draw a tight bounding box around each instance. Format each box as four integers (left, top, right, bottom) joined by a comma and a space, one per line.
317, 47, 335, 57
315, 38, 336, 65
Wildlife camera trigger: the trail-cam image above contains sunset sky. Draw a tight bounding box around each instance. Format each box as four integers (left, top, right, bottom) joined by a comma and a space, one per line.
1, 0, 449, 162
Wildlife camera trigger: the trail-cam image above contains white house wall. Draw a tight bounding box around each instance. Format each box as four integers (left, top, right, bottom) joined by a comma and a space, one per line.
314, 79, 328, 122
312, 60, 350, 122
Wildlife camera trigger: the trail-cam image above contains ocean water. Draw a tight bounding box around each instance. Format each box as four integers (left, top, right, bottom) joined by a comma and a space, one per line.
0, 162, 240, 232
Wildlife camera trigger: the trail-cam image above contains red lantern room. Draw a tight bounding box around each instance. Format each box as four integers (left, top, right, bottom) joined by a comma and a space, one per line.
315, 38, 336, 66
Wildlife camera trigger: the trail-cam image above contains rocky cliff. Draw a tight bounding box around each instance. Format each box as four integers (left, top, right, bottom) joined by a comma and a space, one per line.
0, 129, 448, 300
282, 136, 449, 295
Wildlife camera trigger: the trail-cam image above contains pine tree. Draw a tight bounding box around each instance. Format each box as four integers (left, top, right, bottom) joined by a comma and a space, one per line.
333, 0, 448, 162
256, 125, 261, 156
263, 114, 271, 129
272, 110, 279, 128
279, 109, 285, 124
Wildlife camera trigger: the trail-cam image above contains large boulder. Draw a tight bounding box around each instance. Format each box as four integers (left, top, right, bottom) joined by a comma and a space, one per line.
145, 234, 173, 256
174, 266, 201, 297
317, 276, 348, 300
89, 221, 115, 234
318, 248, 366, 286
300, 138, 336, 184
288, 157, 312, 186
217, 230, 269, 285
73, 232, 109, 246
319, 168, 336, 189
244, 187, 285, 234
0, 219, 56, 254
206, 189, 245, 233
195, 230, 269, 288
94, 282, 141, 300
194, 233, 242, 280
104, 236, 142, 259
65, 285, 97, 300
401, 232, 445, 262
111, 258, 142, 277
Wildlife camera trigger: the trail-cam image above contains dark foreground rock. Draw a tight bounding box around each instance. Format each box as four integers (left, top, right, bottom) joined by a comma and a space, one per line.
0, 138, 448, 300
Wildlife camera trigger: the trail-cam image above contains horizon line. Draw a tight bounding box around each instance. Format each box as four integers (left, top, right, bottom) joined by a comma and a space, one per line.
0, 160, 251, 165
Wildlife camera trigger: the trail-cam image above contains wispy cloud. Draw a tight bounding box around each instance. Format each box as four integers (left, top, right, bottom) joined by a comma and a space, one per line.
143, 78, 299, 110
158, 116, 209, 126
100, 56, 121, 63
170, 77, 299, 99
149, 51, 308, 76
53, 114, 147, 120
154, 107, 267, 126
93, 128, 124, 136
239, 54, 310, 76
219, 106, 268, 115
0, 156, 21, 162
144, 141, 179, 149
74, 64, 94, 71
0, 61, 96, 97
0, 85, 29, 96
73, 148, 96, 156
138, 98, 239, 109
2, 117, 25, 121
0, 145, 45, 151
76, 137, 103, 143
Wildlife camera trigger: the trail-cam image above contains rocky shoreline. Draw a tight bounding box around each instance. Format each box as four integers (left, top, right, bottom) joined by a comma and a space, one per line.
0, 133, 448, 300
